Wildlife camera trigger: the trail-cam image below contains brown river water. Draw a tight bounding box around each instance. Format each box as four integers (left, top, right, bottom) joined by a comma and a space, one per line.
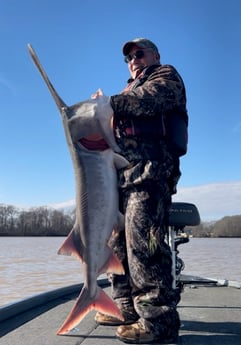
0, 237, 240, 307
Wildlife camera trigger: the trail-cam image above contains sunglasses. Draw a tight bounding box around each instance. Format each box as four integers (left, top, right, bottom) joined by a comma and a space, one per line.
124, 50, 149, 63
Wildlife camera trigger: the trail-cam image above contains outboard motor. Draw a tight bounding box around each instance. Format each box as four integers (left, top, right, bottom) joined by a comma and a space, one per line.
168, 202, 201, 289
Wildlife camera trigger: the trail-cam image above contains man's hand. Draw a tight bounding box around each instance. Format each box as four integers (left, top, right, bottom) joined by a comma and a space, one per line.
91, 88, 108, 101
90, 89, 120, 152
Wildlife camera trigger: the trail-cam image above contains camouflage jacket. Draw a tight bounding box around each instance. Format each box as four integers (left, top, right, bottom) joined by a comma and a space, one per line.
110, 64, 188, 161
110, 64, 188, 193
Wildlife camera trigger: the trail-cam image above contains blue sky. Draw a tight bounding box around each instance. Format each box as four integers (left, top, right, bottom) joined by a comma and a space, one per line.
1, 0, 241, 220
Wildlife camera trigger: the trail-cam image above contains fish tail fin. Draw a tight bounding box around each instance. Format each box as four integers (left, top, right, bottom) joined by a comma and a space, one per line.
57, 285, 124, 335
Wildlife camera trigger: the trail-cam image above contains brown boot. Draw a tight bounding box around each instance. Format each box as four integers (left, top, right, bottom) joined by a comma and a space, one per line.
116, 322, 178, 344
95, 312, 138, 326
116, 322, 156, 343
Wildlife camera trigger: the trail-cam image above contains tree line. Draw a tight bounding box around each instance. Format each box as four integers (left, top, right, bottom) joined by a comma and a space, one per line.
190, 215, 241, 238
0, 203, 241, 237
0, 204, 74, 236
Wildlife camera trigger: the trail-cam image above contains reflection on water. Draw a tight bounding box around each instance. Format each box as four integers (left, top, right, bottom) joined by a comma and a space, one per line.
0, 237, 240, 307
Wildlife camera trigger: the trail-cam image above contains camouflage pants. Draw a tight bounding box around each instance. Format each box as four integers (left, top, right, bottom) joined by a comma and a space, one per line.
109, 167, 180, 338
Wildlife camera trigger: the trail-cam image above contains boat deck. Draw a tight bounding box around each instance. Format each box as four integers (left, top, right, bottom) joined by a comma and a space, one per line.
1, 277, 241, 345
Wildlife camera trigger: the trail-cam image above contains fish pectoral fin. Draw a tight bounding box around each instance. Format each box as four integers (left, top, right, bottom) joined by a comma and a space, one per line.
57, 227, 83, 262
57, 285, 124, 335
114, 153, 130, 169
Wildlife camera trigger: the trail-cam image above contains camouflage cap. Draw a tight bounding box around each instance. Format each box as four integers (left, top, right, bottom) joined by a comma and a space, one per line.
122, 38, 159, 56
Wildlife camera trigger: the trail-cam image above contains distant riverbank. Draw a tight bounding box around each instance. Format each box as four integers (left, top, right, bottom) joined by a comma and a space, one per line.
1, 237, 241, 307
1, 203, 241, 237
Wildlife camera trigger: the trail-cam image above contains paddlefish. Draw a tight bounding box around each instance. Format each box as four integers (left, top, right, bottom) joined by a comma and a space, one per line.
27, 44, 129, 335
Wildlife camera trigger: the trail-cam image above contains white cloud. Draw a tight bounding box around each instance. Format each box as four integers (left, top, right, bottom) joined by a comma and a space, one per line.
50, 181, 241, 222
173, 181, 241, 221
49, 199, 75, 212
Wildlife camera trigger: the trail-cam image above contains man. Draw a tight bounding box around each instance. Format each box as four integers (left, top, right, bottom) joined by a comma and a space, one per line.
95, 38, 188, 344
